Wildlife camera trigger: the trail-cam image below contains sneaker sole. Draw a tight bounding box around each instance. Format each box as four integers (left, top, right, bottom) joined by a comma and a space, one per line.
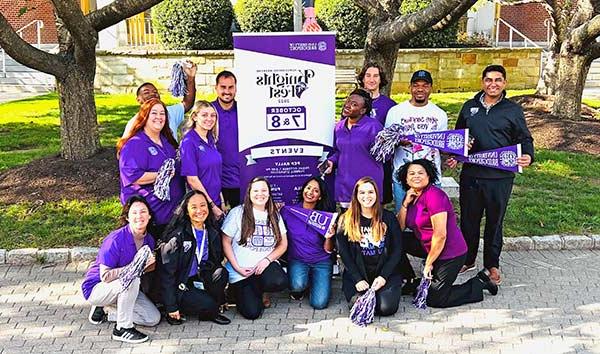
459, 265, 476, 274
112, 334, 148, 344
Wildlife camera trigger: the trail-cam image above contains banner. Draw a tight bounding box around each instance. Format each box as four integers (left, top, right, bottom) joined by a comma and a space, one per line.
371, 126, 469, 162
233, 32, 336, 203
283, 205, 338, 236
454, 144, 522, 173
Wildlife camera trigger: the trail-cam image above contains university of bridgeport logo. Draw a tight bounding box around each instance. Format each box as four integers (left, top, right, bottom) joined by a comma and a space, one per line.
148, 147, 158, 156
499, 151, 518, 167
446, 133, 464, 150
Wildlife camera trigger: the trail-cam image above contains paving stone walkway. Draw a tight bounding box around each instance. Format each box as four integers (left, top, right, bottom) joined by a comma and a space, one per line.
1, 250, 599, 354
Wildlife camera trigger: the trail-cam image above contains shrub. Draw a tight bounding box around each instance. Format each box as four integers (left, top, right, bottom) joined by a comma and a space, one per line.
235, 0, 293, 33
317, 0, 368, 49
400, 0, 458, 48
454, 32, 493, 47
152, 0, 234, 50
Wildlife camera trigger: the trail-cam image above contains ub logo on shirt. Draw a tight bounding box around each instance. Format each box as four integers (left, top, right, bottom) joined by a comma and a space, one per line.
183, 241, 192, 253
198, 145, 206, 152
359, 226, 385, 256
470, 107, 479, 116
246, 219, 276, 251
148, 146, 158, 156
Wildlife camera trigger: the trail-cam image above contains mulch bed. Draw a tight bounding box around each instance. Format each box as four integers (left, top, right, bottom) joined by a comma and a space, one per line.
1, 94, 598, 204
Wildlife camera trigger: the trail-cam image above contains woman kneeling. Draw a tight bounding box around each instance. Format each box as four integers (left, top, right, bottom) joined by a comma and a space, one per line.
159, 190, 231, 325
337, 177, 403, 316
397, 159, 498, 308
222, 177, 288, 319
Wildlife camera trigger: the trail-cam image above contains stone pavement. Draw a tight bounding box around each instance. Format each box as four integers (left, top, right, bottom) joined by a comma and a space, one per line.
1, 250, 599, 354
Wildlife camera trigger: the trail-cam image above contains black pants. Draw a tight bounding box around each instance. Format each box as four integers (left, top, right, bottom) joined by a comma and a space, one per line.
179, 267, 228, 320
382, 161, 393, 204
398, 231, 485, 308
222, 188, 241, 208
229, 262, 288, 320
341, 271, 403, 316
459, 176, 513, 269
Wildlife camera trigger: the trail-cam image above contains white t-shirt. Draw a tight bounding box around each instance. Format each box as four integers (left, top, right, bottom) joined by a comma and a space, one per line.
222, 205, 287, 283
385, 101, 448, 179
122, 103, 185, 141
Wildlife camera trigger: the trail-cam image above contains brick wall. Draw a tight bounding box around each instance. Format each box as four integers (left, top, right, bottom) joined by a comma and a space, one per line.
499, 3, 551, 42
0, 0, 58, 44
95, 48, 542, 95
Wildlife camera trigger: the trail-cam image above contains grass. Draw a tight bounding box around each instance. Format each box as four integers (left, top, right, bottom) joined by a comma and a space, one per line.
0, 90, 599, 248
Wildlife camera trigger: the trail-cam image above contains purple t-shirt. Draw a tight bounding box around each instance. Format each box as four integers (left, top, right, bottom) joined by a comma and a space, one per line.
329, 116, 384, 203
281, 204, 330, 264
188, 228, 209, 277
370, 94, 396, 125
405, 185, 467, 260
180, 129, 223, 206
213, 100, 240, 189
81, 225, 155, 300
119, 131, 185, 225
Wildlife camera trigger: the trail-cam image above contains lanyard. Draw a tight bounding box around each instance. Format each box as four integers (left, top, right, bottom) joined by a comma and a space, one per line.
192, 226, 207, 264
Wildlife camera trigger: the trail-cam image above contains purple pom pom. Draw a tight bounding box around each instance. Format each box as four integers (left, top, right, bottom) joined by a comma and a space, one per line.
119, 245, 151, 292
168, 62, 188, 97
412, 278, 431, 310
350, 288, 376, 327
370, 124, 408, 162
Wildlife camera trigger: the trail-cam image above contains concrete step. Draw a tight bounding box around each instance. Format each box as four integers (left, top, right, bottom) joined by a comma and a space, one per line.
0, 85, 54, 93
0, 76, 54, 85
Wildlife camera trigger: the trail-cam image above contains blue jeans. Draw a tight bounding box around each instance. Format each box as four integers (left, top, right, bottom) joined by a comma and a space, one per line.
288, 259, 332, 310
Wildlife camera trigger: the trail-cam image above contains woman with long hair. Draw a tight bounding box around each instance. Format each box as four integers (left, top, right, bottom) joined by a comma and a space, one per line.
81, 195, 160, 344
179, 101, 225, 220
158, 190, 231, 325
323, 89, 384, 209
221, 177, 288, 319
336, 177, 403, 316
397, 159, 498, 307
281, 177, 335, 309
117, 98, 185, 238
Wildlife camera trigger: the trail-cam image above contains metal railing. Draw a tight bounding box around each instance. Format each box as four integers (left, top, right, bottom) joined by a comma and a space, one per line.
126, 17, 157, 46
16, 20, 44, 48
544, 18, 552, 45
0, 48, 5, 75
495, 18, 541, 48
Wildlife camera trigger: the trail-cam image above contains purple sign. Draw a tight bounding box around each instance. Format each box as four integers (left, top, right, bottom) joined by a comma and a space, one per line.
405, 129, 469, 157
455, 144, 522, 173
283, 205, 338, 236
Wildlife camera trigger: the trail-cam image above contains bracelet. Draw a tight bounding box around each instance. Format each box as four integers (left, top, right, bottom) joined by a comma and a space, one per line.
401, 204, 408, 209
264, 256, 272, 263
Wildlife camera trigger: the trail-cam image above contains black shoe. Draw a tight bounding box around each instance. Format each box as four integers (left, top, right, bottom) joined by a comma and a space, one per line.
88, 306, 106, 325
401, 278, 421, 296
166, 315, 184, 326
477, 269, 498, 296
290, 291, 304, 301
210, 314, 231, 325
112, 326, 149, 344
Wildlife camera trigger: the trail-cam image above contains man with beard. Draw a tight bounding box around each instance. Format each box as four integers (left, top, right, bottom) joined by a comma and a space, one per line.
385, 70, 448, 213
212, 71, 241, 208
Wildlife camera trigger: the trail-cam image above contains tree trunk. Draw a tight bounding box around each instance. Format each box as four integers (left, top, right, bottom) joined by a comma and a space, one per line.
363, 41, 400, 97
551, 49, 591, 120
56, 66, 101, 160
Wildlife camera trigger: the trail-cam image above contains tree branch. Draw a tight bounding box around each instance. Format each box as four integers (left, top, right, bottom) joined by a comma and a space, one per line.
370, 0, 474, 45
432, 0, 477, 30
51, 0, 97, 53
571, 14, 600, 49
0, 13, 66, 78
589, 42, 600, 60
87, 0, 165, 32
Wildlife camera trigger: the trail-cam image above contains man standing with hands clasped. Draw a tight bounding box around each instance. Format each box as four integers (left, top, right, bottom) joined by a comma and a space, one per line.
447, 65, 534, 285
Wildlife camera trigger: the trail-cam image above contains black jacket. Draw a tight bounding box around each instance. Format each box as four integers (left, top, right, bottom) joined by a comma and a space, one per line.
336, 210, 402, 284
158, 224, 224, 313
456, 91, 534, 179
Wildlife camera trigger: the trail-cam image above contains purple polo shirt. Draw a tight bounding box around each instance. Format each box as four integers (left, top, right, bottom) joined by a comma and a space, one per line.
180, 129, 223, 206
370, 94, 396, 125
119, 131, 185, 225
281, 204, 331, 264
213, 100, 240, 189
329, 116, 384, 203
81, 225, 155, 300
405, 185, 467, 260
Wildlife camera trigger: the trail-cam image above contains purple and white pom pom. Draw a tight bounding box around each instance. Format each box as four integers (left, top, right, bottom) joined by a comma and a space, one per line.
370, 124, 407, 162
119, 245, 151, 292
154, 158, 175, 201
168, 61, 188, 97
412, 278, 431, 310
350, 288, 376, 327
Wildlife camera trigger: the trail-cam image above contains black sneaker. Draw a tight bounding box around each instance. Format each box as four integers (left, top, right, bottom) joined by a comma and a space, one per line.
401, 278, 421, 296
477, 269, 498, 296
88, 306, 106, 325
290, 291, 304, 301
112, 326, 149, 344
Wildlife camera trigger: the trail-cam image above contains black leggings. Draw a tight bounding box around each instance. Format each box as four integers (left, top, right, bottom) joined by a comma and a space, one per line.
229, 261, 288, 320
179, 267, 228, 320
398, 231, 485, 308
341, 271, 403, 316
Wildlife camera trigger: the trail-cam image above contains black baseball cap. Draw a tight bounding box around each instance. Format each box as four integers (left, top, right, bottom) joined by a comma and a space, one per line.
410, 70, 433, 84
